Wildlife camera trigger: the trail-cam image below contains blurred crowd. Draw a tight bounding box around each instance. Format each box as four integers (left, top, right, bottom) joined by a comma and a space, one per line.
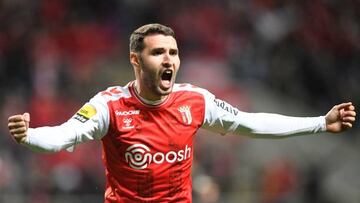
0, 0, 359, 202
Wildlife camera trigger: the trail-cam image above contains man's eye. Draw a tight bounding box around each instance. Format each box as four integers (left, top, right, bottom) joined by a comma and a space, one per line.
170, 50, 178, 56
152, 50, 163, 55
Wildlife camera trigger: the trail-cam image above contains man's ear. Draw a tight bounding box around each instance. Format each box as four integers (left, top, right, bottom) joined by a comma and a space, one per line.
130, 52, 140, 68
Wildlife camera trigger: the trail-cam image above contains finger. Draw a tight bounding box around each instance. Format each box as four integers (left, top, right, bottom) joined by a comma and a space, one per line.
342, 122, 353, 129
23, 112, 30, 129
13, 132, 27, 139
10, 132, 27, 140
342, 110, 356, 117
347, 105, 355, 111
13, 134, 27, 143
9, 127, 28, 135
336, 102, 353, 110
342, 116, 356, 122
8, 121, 27, 130
23, 113, 30, 122
8, 115, 25, 122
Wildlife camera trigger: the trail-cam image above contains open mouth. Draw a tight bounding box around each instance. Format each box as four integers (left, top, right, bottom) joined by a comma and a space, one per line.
162, 69, 172, 81
160, 69, 173, 89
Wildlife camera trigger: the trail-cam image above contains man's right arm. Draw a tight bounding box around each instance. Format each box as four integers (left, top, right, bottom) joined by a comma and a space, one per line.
8, 94, 110, 152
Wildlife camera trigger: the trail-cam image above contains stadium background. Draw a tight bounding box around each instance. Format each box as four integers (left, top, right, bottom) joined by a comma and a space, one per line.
0, 0, 359, 202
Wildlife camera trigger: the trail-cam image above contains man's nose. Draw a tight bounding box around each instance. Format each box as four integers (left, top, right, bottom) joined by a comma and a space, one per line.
162, 61, 171, 68
162, 53, 172, 68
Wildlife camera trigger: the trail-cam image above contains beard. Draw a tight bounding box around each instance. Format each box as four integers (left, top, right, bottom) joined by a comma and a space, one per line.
138, 57, 174, 99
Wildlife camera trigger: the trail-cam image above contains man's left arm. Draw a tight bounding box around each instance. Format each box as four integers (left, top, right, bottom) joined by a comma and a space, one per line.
201, 90, 356, 138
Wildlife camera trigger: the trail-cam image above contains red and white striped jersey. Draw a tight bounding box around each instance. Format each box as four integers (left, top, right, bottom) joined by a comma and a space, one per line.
25, 81, 326, 202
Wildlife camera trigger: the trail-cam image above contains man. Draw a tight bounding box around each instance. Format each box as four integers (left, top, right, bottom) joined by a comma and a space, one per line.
8, 23, 356, 202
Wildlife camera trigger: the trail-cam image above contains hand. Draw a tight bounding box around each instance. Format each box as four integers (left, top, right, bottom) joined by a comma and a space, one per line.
325, 102, 356, 133
8, 113, 30, 143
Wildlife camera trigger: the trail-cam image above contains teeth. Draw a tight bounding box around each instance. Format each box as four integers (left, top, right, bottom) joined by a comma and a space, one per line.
162, 70, 172, 80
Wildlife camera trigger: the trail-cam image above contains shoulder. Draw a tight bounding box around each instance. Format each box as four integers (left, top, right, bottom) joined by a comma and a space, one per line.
94, 84, 132, 103
173, 83, 210, 95
173, 83, 215, 99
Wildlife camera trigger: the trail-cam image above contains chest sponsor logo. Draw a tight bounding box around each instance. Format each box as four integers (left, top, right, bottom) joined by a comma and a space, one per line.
115, 110, 140, 116
178, 105, 192, 125
125, 144, 191, 170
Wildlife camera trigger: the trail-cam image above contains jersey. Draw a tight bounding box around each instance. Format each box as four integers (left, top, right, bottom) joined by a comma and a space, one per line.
25, 81, 326, 202
100, 82, 205, 202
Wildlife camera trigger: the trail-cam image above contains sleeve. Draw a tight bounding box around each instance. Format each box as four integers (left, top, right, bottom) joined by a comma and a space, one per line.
201, 90, 326, 138
23, 93, 110, 152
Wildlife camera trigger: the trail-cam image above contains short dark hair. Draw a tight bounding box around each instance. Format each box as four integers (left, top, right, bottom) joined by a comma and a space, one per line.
129, 23, 175, 52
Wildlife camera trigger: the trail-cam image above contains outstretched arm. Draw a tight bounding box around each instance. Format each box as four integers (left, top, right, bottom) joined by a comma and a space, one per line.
325, 102, 356, 133
8, 112, 103, 152
201, 89, 356, 138
7, 94, 110, 152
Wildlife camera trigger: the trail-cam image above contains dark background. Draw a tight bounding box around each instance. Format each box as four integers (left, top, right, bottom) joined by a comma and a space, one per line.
0, 0, 359, 202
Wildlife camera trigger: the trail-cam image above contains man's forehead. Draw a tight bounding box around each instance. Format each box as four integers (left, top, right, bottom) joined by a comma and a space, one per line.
143, 34, 178, 49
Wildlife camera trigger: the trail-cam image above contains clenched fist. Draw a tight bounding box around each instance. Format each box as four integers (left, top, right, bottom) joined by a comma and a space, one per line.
325, 102, 356, 133
8, 113, 30, 143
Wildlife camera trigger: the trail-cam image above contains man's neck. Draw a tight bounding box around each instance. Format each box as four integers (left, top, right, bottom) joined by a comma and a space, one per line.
133, 81, 167, 105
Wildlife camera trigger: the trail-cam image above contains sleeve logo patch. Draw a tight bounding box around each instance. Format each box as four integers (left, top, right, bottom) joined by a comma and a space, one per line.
214, 99, 239, 116
73, 104, 97, 123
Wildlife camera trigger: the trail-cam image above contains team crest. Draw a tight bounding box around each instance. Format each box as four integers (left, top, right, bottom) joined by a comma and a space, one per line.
178, 105, 192, 125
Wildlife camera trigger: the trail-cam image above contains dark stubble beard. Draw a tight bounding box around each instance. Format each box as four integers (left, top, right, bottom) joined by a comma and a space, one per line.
138, 56, 170, 99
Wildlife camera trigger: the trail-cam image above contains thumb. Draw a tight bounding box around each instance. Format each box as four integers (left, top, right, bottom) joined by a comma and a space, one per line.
335, 102, 352, 110
23, 112, 30, 129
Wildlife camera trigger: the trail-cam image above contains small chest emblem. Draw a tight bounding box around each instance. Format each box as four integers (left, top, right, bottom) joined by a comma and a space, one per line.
178, 105, 192, 125
123, 118, 134, 129
115, 109, 139, 130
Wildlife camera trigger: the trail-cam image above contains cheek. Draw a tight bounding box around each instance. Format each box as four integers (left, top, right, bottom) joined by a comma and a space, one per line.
174, 57, 180, 70
140, 58, 159, 73
142, 69, 158, 81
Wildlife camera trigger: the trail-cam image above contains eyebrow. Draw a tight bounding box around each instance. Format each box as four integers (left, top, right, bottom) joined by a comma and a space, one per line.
150, 47, 178, 53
